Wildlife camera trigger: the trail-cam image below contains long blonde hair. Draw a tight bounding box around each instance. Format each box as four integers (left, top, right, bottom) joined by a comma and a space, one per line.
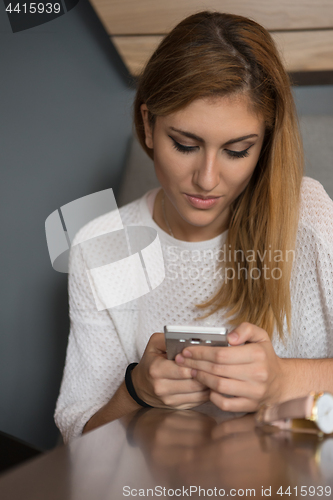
134, 11, 304, 339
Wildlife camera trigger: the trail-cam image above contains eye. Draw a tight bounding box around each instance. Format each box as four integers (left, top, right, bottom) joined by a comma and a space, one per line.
225, 146, 252, 160
169, 136, 197, 154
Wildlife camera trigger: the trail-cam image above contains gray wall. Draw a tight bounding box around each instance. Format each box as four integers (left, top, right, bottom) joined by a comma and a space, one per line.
293, 86, 333, 199
0, 0, 332, 451
0, 0, 135, 450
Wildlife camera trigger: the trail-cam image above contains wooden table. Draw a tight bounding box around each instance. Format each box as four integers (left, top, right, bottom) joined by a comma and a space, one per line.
0, 404, 332, 499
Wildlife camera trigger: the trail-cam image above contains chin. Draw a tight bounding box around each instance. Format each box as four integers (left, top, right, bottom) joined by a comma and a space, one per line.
184, 213, 217, 227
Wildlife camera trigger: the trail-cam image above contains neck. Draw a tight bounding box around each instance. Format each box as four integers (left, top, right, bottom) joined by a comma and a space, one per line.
153, 188, 229, 242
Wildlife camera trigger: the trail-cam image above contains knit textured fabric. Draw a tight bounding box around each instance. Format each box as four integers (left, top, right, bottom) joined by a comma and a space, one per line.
54, 176, 333, 443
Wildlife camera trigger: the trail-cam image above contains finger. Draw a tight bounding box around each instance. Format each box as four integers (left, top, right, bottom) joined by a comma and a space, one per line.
227, 322, 270, 346
148, 332, 166, 353
150, 357, 194, 380
209, 391, 258, 413
161, 389, 210, 408
176, 343, 257, 365
154, 377, 208, 397
175, 357, 258, 382
194, 370, 262, 399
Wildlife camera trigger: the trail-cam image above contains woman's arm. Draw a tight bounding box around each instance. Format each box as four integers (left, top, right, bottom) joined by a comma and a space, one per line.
175, 322, 333, 412
54, 240, 131, 443
280, 357, 333, 400
56, 228, 210, 442
82, 381, 141, 433
83, 332, 210, 434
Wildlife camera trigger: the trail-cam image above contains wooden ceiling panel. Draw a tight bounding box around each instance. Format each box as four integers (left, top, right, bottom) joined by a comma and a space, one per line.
112, 30, 333, 77
89, 0, 333, 35
273, 31, 333, 73
112, 36, 161, 77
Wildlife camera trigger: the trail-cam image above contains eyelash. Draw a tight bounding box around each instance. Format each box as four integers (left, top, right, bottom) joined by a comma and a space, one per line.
169, 137, 251, 160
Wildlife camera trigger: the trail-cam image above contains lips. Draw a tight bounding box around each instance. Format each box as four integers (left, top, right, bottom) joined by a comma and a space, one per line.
186, 194, 220, 199
184, 193, 221, 209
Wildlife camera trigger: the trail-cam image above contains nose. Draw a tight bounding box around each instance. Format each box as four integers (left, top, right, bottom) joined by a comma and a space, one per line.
193, 150, 220, 193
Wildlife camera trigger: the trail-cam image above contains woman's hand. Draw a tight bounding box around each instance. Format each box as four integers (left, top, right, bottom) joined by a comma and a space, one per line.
131, 332, 210, 409
175, 322, 287, 413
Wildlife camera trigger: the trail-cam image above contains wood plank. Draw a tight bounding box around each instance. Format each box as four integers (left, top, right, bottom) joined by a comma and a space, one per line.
90, 0, 333, 35
112, 36, 161, 77
273, 31, 333, 73
112, 30, 333, 77
289, 71, 333, 86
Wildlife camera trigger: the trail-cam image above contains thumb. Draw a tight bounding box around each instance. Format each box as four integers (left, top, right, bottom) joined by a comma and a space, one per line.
227, 322, 269, 346
148, 332, 166, 353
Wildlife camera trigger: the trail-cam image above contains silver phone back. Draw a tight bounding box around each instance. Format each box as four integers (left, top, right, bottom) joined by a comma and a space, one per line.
164, 325, 228, 360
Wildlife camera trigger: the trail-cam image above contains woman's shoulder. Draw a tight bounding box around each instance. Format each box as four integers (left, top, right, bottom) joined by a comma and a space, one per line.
71, 192, 149, 246
298, 175, 333, 246
300, 175, 332, 202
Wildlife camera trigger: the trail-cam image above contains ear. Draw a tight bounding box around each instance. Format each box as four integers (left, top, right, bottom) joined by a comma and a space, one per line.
140, 104, 154, 150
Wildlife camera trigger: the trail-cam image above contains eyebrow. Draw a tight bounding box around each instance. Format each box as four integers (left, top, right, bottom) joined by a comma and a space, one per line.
170, 127, 258, 146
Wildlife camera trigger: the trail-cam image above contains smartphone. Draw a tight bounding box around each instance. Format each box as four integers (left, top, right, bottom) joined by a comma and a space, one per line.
164, 325, 229, 360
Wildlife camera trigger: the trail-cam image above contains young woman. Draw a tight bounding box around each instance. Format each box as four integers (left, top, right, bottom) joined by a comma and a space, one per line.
54, 11, 333, 443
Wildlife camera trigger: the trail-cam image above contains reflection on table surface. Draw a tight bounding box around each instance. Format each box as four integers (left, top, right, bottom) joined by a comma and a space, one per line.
0, 404, 332, 500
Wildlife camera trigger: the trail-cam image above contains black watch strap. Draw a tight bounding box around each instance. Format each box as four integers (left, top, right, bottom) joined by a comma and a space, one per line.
125, 363, 153, 408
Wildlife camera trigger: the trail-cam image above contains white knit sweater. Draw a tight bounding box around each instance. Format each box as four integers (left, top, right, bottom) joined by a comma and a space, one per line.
54, 176, 333, 443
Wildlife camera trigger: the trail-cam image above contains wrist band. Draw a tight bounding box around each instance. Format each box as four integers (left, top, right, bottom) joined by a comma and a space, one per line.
125, 363, 154, 408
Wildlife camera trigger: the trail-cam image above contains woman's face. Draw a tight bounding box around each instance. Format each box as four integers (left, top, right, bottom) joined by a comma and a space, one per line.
141, 94, 266, 241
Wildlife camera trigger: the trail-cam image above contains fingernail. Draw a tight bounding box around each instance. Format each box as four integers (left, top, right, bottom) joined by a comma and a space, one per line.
175, 354, 184, 364
191, 369, 197, 378
183, 349, 192, 358
228, 332, 238, 340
